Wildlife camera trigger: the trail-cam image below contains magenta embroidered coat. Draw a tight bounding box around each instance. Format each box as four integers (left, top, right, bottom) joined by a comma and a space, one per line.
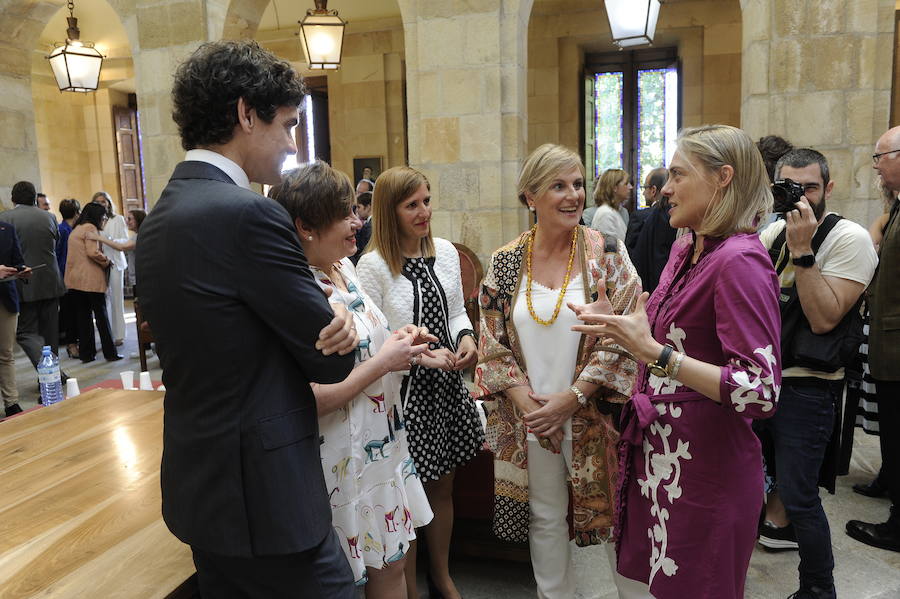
615, 232, 781, 599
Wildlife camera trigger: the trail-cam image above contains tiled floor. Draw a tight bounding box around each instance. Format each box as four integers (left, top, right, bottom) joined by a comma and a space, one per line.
8, 304, 897, 598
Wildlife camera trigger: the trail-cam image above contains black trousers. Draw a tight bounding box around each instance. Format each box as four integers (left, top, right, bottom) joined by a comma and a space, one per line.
16, 297, 60, 369
874, 379, 900, 525
58, 290, 78, 347
191, 529, 355, 599
71, 289, 116, 361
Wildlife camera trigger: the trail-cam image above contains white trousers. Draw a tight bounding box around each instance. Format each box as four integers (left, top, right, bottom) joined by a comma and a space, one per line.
105, 268, 125, 342
528, 439, 576, 599
527, 439, 655, 599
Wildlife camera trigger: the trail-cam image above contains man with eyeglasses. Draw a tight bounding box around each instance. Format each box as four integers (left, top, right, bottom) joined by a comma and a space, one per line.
846, 126, 900, 554
757, 148, 877, 599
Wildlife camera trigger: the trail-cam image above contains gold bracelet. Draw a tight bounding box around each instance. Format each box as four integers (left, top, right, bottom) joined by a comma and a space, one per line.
669, 351, 685, 380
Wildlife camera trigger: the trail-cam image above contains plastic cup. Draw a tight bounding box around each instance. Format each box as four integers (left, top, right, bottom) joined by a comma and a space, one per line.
119, 371, 135, 390
65, 378, 80, 398
139, 371, 153, 391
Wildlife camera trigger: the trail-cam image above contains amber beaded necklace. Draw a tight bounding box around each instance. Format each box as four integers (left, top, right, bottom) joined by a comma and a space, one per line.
525, 225, 578, 326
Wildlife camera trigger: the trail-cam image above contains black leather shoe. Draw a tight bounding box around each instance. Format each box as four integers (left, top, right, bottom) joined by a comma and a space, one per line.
852, 479, 888, 498
846, 519, 900, 552
4, 403, 22, 417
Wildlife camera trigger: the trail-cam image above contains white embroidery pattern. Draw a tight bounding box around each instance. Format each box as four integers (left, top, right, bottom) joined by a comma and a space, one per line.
648, 323, 686, 396
729, 344, 779, 413
640, 322, 691, 586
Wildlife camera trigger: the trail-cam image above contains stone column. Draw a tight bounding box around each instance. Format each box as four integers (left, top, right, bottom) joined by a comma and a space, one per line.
400, 0, 534, 262
131, 0, 229, 206
740, 0, 895, 225
0, 0, 54, 207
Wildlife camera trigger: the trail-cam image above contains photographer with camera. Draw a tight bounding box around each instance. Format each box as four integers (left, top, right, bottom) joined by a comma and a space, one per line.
757, 148, 877, 599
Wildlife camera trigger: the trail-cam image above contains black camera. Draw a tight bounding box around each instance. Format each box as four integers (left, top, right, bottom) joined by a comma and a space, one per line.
771, 178, 805, 214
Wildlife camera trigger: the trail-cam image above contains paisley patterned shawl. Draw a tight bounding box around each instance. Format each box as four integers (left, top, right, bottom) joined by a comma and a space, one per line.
473, 225, 641, 545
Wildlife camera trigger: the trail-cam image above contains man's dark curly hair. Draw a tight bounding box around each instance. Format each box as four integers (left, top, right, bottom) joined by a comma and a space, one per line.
172, 40, 307, 151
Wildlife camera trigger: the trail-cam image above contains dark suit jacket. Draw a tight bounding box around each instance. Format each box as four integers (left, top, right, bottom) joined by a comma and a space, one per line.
0, 223, 24, 313
0, 205, 65, 302
136, 161, 355, 557
868, 199, 900, 380
350, 218, 371, 265
624, 200, 677, 294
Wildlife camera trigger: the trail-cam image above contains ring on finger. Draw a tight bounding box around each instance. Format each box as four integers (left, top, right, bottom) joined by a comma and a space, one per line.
411, 355, 420, 366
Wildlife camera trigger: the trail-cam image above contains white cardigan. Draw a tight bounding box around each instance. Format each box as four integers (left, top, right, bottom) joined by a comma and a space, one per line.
356, 237, 473, 348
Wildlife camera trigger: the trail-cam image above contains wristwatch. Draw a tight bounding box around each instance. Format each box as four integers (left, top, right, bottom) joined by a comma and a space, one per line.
791, 254, 815, 268
648, 345, 674, 378
569, 385, 587, 407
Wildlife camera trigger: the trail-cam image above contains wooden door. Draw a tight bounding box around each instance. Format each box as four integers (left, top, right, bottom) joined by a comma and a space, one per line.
114, 106, 145, 212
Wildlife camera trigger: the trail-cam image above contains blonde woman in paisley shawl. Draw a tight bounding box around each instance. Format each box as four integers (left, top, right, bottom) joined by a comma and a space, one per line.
474, 144, 641, 598
572, 125, 782, 599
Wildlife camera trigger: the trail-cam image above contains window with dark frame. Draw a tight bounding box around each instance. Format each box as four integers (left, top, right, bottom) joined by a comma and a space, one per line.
584, 47, 681, 210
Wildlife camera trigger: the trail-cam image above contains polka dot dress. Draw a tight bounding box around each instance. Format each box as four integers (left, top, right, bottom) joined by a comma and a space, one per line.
400, 256, 483, 481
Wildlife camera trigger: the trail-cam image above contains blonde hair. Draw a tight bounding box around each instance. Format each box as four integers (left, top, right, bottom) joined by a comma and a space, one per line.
517, 144, 585, 207
368, 166, 435, 276
677, 125, 772, 238
592, 168, 628, 207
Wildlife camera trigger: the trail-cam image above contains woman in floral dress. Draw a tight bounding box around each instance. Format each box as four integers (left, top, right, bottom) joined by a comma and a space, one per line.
271, 161, 433, 597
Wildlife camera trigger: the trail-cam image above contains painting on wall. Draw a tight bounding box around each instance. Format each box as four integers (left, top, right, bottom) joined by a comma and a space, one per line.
353, 156, 382, 185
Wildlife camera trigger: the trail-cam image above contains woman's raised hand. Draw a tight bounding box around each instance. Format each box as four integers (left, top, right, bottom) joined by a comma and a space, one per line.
396, 323, 439, 346
567, 277, 613, 319
376, 330, 432, 373
571, 291, 660, 364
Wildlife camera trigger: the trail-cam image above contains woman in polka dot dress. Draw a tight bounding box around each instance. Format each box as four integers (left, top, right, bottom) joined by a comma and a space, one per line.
357, 167, 484, 599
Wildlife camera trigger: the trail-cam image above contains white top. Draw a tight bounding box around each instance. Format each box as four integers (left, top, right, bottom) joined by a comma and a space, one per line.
101, 213, 128, 271
356, 237, 473, 344
759, 213, 879, 379
512, 274, 584, 441
185, 149, 251, 190
590, 204, 628, 240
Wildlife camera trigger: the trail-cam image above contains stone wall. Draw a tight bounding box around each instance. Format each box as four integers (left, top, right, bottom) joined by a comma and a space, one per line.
258, 17, 408, 182
31, 82, 129, 215
400, 0, 534, 261
741, 0, 896, 226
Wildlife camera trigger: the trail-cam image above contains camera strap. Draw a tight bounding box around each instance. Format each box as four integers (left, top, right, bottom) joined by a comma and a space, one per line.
767, 213, 843, 276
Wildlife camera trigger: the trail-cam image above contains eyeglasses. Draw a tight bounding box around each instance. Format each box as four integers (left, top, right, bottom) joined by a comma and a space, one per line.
872, 149, 900, 165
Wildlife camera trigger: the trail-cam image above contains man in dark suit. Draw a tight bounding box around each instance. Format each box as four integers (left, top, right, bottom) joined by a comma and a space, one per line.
625, 167, 677, 294
0, 182, 67, 377
846, 125, 900, 552
625, 168, 677, 293
0, 222, 28, 417
135, 40, 359, 597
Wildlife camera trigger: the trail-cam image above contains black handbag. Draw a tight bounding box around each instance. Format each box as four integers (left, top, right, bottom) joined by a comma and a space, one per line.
768, 214, 865, 373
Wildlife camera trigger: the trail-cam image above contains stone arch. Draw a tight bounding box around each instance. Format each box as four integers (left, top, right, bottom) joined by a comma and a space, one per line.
0, 0, 139, 203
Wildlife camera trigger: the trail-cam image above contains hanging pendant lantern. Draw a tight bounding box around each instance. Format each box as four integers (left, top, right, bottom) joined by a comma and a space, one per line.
45, 0, 104, 92
298, 0, 346, 70
605, 0, 662, 48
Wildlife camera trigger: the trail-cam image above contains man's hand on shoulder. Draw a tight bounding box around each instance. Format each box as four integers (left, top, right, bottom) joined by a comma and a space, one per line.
315, 288, 359, 356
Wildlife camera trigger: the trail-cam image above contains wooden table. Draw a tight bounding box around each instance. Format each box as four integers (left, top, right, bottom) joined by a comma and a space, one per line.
0, 389, 194, 598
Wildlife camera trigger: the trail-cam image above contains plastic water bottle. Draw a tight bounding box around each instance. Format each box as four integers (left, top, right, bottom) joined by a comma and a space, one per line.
38, 346, 63, 406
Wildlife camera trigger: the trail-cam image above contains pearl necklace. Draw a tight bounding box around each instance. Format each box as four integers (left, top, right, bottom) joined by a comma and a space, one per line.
525, 225, 578, 326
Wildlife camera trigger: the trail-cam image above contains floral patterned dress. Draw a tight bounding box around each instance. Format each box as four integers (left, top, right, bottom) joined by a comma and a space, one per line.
313, 258, 433, 585
615, 233, 781, 599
